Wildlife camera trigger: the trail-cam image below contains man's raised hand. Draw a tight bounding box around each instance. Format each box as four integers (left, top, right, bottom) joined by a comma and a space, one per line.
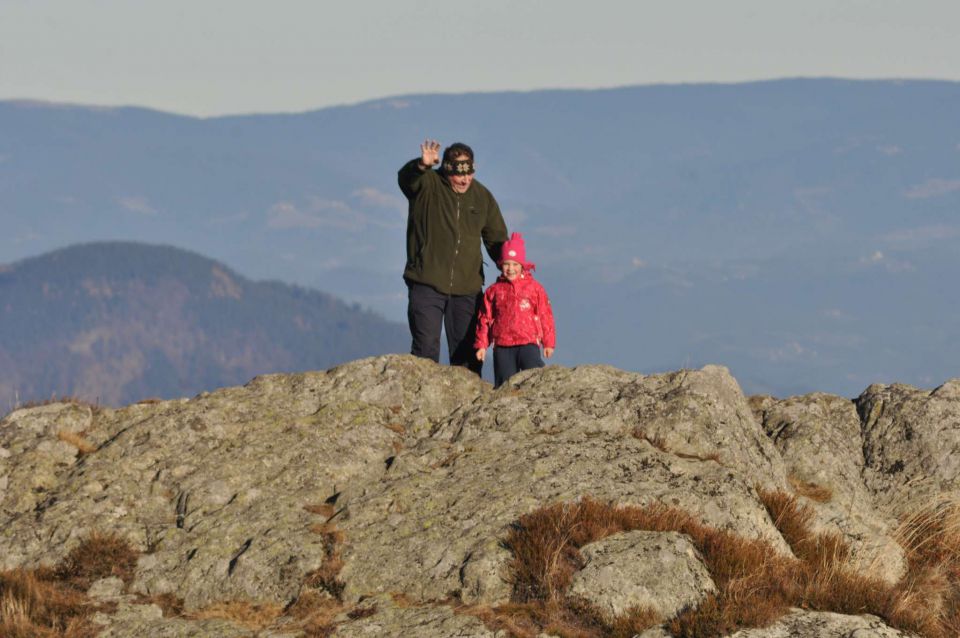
420, 139, 441, 168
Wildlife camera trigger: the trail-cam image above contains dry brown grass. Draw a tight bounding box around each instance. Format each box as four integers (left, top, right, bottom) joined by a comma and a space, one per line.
0, 531, 139, 637
787, 475, 834, 503
57, 431, 98, 455
459, 498, 678, 636
55, 531, 140, 590
461, 597, 660, 638
189, 600, 284, 629
134, 592, 184, 617
0, 568, 98, 638
304, 503, 336, 518
284, 522, 352, 638
473, 492, 960, 638
757, 488, 960, 638
389, 591, 416, 607
383, 422, 406, 435
346, 603, 378, 619
286, 590, 343, 637
758, 487, 848, 568
889, 496, 960, 635
304, 524, 346, 600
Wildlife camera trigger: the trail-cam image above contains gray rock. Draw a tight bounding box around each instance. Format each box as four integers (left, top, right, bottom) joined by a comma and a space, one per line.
339, 364, 791, 604
88, 576, 126, 600
568, 530, 715, 618
95, 608, 255, 638
1, 355, 953, 635
858, 378, 960, 514
1, 355, 484, 609
459, 538, 514, 605
627, 365, 789, 490
333, 594, 505, 637
728, 608, 909, 637
0, 401, 97, 525
752, 392, 907, 582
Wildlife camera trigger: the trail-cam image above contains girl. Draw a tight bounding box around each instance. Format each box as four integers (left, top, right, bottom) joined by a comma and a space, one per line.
475, 233, 556, 387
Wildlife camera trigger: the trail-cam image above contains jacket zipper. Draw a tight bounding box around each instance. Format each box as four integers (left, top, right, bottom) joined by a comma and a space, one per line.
449, 195, 461, 292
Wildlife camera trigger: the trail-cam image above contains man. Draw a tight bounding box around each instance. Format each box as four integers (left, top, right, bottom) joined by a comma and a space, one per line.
398, 140, 508, 375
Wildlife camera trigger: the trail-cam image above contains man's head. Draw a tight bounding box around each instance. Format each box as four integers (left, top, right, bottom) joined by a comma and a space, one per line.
441, 142, 475, 193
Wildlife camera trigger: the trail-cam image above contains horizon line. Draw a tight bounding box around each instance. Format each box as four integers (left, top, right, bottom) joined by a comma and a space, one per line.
2, 75, 956, 120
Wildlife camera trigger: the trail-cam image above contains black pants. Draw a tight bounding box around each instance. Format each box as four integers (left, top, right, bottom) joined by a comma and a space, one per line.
493, 344, 544, 388
407, 280, 483, 376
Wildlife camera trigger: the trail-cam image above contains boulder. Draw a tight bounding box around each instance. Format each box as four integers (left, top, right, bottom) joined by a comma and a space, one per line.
568, 531, 715, 619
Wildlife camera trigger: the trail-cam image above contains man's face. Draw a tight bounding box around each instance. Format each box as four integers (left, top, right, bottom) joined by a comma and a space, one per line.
445, 153, 474, 193
501, 260, 522, 281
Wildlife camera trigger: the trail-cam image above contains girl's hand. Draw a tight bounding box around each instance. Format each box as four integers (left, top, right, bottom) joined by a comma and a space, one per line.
476, 348, 486, 362
544, 347, 554, 359
420, 139, 441, 168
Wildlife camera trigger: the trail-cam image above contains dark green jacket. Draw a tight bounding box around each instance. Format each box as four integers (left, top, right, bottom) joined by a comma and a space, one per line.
398, 159, 508, 295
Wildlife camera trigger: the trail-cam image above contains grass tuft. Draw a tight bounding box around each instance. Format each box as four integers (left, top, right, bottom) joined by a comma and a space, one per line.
135, 592, 184, 617
787, 475, 834, 503
304, 524, 346, 600
0, 531, 139, 637
286, 591, 343, 637
189, 600, 284, 629
54, 531, 140, 590
304, 503, 336, 518
56, 431, 97, 456
889, 496, 960, 635
383, 422, 406, 435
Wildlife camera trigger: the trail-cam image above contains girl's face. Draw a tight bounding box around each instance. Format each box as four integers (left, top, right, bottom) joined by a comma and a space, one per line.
501, 260, 522, 281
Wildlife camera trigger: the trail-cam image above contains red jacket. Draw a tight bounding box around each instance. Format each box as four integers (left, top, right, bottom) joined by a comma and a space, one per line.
474, 272, 556, 350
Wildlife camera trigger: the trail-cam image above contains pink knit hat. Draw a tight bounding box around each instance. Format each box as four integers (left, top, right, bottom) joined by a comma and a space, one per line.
499, 232, 535, 271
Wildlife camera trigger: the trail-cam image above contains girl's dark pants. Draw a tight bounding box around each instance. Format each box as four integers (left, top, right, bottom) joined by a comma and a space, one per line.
493, 344, 544, 388
406, 280, 483, 375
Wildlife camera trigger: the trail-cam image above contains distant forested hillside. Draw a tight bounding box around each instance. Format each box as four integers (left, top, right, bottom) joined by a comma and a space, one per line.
0, 242, 407, 406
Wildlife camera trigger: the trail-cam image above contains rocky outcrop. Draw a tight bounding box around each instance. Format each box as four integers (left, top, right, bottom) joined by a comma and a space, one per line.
857, 379, 960, 514
750, 392, 907, 583
2, 354, 957, 636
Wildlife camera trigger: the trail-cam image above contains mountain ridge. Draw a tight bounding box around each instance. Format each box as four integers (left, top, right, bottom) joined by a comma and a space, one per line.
2, 78, 958, 396
0, 241, 406, 407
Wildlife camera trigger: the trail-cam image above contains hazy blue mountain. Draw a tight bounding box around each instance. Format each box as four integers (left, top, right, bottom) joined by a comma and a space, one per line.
2, 79, 958, 396
0, 242, 407, 407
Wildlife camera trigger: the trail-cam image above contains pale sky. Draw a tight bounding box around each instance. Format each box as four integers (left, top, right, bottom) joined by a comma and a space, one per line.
1, 0, 958, 117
